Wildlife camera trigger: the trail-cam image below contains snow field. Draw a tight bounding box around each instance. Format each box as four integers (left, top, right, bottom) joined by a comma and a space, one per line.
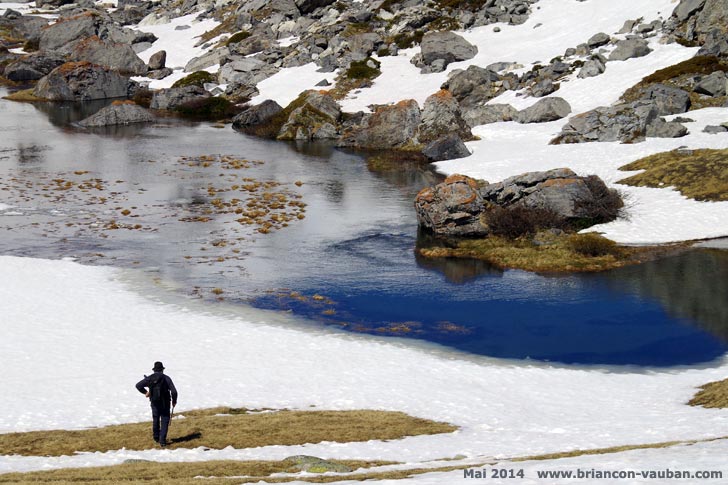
1, 255, 728, 474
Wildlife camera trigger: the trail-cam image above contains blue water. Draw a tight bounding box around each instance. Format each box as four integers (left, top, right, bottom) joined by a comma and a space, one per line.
1, 88, 726, 367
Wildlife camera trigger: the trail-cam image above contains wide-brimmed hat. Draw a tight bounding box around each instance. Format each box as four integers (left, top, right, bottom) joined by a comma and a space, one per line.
152, 361, 165, 372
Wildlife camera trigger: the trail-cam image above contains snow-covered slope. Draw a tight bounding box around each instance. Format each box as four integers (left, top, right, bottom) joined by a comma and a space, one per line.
1, 255, 728, 474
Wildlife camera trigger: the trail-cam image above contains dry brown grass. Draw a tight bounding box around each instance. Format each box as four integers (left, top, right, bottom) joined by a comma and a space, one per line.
3, 88, 45, 102
618, 148, 728, 201
0, 458, 393, 484
0, 408, 457, 457
689, 378, 728, 408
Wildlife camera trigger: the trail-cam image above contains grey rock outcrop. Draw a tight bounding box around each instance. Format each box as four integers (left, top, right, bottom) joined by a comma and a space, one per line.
414, 174, 487, 237
423, 134, 471, 162
232, 99, 283, 128
463, 103, 518, 127
277, 90, 341, 140
587, 32, 611, 48
694, 71, 727, 96
639, 84, 691, 115
339, 99, 421, 149
703, 124, 728, 133
553, 101, 687, 144
415, 169, 623, 237
418, 90, 472, 143
218, 57, 278, 85
608, 38, 652, 61
441, 65, 503, 108
39, 12, 99, 54
294, 0, 336, 15
33, 62, 131, 101
4, 52, 66, 82
673, 0, 707, 22
150, 85, 210, 110
78, 102, 155, 127
416, 31, 477, 72
516, 97, 571, 123
70, 36, 148, 75
577, 57, 606, 78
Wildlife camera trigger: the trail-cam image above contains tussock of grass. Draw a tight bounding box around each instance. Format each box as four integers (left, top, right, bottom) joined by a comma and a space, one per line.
689, 378, 728, 408
0, 458, 393, 484
419, 234, 627, 273
3, 88, 45, 102
171, 71, 216, 89
618, 148, 728, 201
0, 408, 457, 457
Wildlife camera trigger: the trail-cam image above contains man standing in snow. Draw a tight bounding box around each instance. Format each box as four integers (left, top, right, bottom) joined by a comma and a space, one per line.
135, 361, 178, 448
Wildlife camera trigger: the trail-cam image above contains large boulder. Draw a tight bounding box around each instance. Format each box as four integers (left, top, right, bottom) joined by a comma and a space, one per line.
422, 134, 471, 162
441, 65, 503, 108
577, 57, 606, 78
516, 97, 571, 123
414, 174, 487, 237
149, 85, 210, 110
217, 57, 278, 85
78, 101, 155, 127
415, 169, 623, 237
39, 12, 99, 54
608, 38, 652, 61
277, 90, 341, 141
639, 84, 691, 115
33, 62, 131, 101
463, 103, 518, 127
232, 99, 283, 128
693, 70, 727, 96
553, 101, 687, 144
418, 90, 472, 143
148, 50, 166, 70
4, 52, 66, 82
695, 0, 728, 36
673, 0, 707, 22
70, 36, 148, 75
338, 99, 421, 149
416, 31, 477, 72
697, 30, 728, 56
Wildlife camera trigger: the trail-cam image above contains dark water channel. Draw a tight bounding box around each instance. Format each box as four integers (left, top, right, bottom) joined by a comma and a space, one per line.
1, 89, 727, 367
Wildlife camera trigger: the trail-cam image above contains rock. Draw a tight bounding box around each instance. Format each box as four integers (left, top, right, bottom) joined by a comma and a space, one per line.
348, 33, 382, 61
185, 47, 229, 72
418, 90, 472, 143
441, 65, 501, 107
577, 57, 606, 78
339, 99, 421, 149
530, 78, 557, 97
228, 35, 274, 57
218, 57, 278, 85
516, 97, 571, 123
0, 12, 48, 43
693, 71, 727, 96
70, 36, 148, 75
639, 84, 691, 115
33, 62, 131, 101
645, 118, 689, 138
277, 90, 341, 141
697, 30, 728, 56
417, 31, 477, 71
553, 101, 687, 144
4, 52, 66, 82
35, 0, 74, 6
39, 12, 99, 54
147, 67, 173, 80
148, 50, 166, 70
224, 82, 259, 103
695, 0, 728, 36
619, 19, 638, 34
285, 455, 352, 474
315, 79, 330, 86
149, 85, 210, 110
587, 32, 610, 48
703, 124, 728, 133
608, 38, 652, 61
414, 174, 488, 237
78, 101, 155, 127
673, 0, 707, 22
294, 0, 336, 15
422, 134, 471, 162
463, 103, 518, 127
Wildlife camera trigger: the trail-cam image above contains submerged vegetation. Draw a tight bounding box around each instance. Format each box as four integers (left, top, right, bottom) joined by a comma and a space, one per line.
0, 407, 457, 457
618, 148, 728, 202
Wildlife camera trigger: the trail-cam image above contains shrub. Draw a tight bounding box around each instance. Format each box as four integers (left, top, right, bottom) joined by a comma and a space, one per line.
226, 31, 251, 46
486, 205, 564, 239
172, 71, 216, 89
175, 97, 241, 120
574, 175, 625, 226
568, 233, 619, 257
345, 58, 381, 80
131, 88, 153, 108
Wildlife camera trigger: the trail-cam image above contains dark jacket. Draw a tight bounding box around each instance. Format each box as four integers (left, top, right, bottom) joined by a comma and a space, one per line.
136, 371, 178, 407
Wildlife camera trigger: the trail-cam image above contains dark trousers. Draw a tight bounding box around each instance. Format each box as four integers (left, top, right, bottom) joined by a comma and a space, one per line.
151, 401, 171, 444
